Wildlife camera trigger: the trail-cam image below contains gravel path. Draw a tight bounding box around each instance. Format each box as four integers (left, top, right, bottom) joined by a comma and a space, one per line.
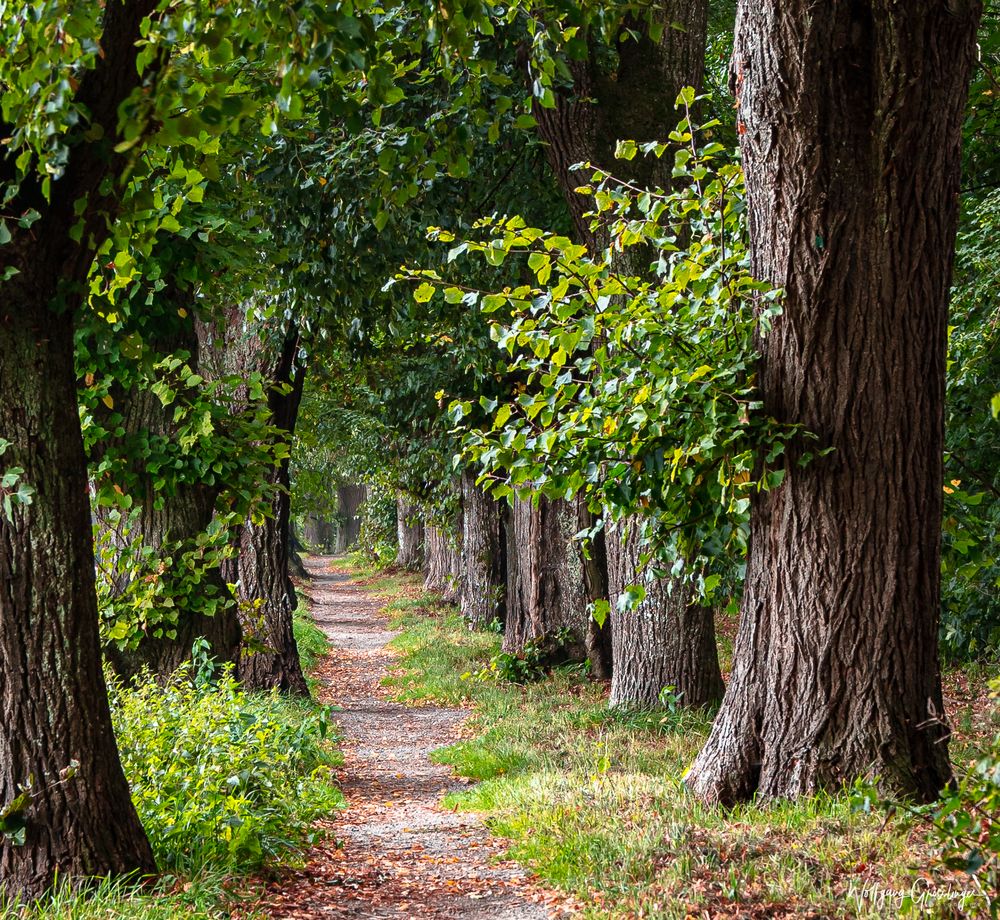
261, 557, 566, 919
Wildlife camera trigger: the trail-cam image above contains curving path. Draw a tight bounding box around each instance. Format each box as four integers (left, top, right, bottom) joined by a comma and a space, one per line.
260, 557, 566, 919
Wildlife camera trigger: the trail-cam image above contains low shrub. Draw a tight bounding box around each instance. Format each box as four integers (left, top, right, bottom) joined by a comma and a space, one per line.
928, 677, 1000, 911
110, 645, 343, 873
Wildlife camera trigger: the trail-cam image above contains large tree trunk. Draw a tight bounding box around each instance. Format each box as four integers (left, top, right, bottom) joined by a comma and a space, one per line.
202, 313, 308, 695
0, 299, 156, 898
533, 0, 714, 695
0, 0, 161, 895
504, 496, 588, 662
460, 470, 507, 630
424, 522, 461, 604
606, 519, 722, 709
396, 497, 424, 571
686, 0, 980, 805
95, 317, 241, 682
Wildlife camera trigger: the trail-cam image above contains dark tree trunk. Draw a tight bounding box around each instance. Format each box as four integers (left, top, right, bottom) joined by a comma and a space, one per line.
577, 501, 612, 680
686, 0, 981, 804
303, 515, 334, 553
460, 470, 507, 630
0, 0, 162, 896
336, 484, 366, 551
289, 529, 309, 580
95, 316, 241, 682
606, 519, 722, 709
504, 496, 588, 662
0, 299, 156, 898
424, 522, 461, 604
533, 0, 714, 694
396, 497, 424, 571
201, 314, 308, 695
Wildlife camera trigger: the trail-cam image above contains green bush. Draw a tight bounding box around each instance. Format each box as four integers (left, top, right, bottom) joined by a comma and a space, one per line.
109, 649, 343, 873
928, 678, 1000, 911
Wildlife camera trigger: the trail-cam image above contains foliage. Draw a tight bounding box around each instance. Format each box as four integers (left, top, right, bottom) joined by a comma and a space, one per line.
401, 100, 800, 581
109, 646, 342, 873
925, 678, 1000, 912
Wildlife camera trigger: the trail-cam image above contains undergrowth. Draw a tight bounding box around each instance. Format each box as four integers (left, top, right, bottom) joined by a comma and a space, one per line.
381, 579, 995, 920
2, 604, 341, 919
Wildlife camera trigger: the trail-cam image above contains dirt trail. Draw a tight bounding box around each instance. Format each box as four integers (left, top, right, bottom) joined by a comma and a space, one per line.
261, 557, 567, 919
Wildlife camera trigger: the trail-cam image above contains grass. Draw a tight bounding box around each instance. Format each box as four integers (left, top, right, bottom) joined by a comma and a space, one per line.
2, 593, 343, 919
378, 574, 995, 919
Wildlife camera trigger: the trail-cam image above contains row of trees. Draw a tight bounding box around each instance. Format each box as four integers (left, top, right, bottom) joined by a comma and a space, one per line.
0, 0, 996, 904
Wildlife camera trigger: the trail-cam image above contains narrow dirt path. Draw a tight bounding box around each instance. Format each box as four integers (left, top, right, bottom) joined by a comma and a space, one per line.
261, 557, 568, 919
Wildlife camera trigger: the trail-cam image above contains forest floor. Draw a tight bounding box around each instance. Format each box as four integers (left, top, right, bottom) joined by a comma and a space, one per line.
256, 556, 570, 919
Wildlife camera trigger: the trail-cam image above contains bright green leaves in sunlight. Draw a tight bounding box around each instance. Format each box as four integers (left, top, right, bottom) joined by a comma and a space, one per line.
399, 106, 808, 573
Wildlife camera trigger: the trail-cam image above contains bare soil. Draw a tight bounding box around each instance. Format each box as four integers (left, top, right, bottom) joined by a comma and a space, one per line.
258, 557, 570, 919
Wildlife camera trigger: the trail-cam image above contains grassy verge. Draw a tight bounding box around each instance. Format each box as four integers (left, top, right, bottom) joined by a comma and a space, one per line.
4, 600, 343, 919
380, 574, 994, 919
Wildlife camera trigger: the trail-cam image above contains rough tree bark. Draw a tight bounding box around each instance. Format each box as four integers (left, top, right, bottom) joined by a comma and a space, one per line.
396, 497, 424, 571
606, 520, 722, 709
96, 314, 241, 682
0, 0, 159, 895
460, 470, 507, 630
533, 0, 714, 702
504, 496, 588, 662
201, 313, 308, 695
335, 483, 366, 552
685, 0, 981, 804
424, 522, 461, 604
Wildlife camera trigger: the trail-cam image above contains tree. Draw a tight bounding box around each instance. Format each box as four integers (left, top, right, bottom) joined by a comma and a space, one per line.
0, 0, 161, 894
396, 496, 425, 570
685, 0, 982, 804
526, 0, 724, 707
200, 309, 309, 695
460, 469, 507, 629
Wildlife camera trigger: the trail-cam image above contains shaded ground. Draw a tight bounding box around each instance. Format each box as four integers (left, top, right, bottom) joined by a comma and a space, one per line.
259, 558, 569, 919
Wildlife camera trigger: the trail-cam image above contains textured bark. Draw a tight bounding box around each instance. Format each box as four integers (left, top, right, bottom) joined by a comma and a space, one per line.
577, 501, 612, 680
0, 0, 160, 897
96, 316, 241, 682
532, 0, 710, 249
335, 484, 366, 552
534, 0, 715, 694
686, 0, 981, 804
424, 523, 461, 604
606, 520, 722, 709
0, 301, 157, 899
460, 470, 507, 630
201, 313, 308, 695
303, 515, 334, 553
504, 497, 588, 662
396, 497, 424, 571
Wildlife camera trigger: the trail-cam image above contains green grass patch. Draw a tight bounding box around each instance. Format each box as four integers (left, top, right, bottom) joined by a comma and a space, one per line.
383, 588, 992, 919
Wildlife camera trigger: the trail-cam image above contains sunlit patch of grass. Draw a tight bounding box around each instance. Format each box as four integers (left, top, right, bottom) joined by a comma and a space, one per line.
385, 588, 992, 919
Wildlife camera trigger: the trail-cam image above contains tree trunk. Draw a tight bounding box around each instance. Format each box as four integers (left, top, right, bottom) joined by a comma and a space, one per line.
532, 0, 714, 693
686, 0, 981, 805
337, 484, 366, 550
606, 518, 722, 709
201, 312, 308, 695
0, 299, 156, 898
424, 523, 461, 603
460, 470, 507, 630
396, 497, 424, 571
0, 0, 162, 894
504, 496, 588, 662
94, 317, 241, 682
577, 501, 612, 680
